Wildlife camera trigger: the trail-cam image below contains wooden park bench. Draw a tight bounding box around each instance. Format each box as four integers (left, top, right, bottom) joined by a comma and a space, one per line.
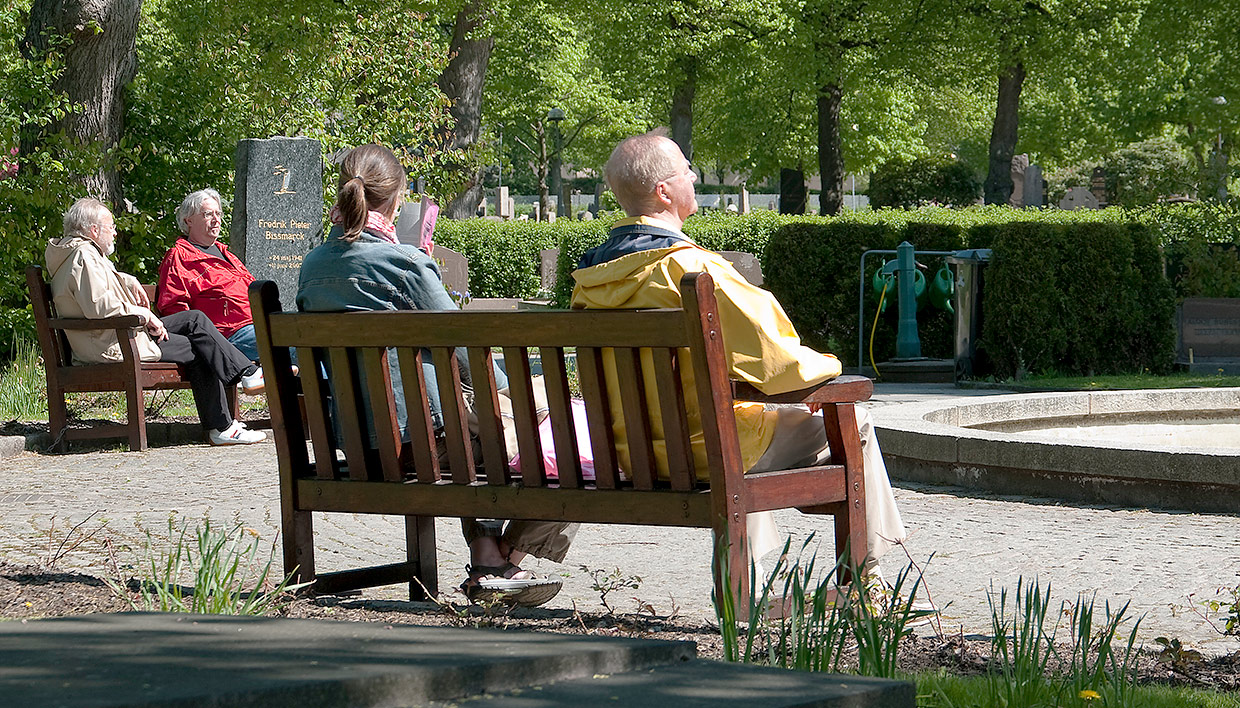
27, 265, 239, 452
250, 272, 871, 610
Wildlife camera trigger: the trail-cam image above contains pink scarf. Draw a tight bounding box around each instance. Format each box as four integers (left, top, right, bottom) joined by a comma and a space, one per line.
328, 206, 398, 244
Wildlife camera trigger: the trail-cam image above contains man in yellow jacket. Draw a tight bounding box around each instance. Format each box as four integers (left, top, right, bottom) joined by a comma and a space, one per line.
570, 133, 905, 572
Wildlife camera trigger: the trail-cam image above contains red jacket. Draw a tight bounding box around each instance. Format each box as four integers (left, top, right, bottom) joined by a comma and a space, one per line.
156, 238, 255, 337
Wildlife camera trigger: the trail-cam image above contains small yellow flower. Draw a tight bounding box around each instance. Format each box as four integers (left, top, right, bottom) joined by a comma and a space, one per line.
1079, 689, 1101, 700
24, 602, 32, 608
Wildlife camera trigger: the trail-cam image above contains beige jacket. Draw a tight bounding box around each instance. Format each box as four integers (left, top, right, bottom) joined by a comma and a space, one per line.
44, 236, 161, 364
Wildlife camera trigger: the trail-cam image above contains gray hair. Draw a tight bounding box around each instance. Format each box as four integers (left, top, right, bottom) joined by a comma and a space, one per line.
176, 188, 223, 234
603, 131, 682, 215
63, 198, 111, 240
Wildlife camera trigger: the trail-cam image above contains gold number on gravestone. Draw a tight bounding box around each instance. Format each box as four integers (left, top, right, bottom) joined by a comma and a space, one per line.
273, 165, 295, 195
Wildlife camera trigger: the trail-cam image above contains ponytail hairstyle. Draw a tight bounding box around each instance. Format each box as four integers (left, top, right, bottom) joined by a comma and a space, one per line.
335, 144, 407, 242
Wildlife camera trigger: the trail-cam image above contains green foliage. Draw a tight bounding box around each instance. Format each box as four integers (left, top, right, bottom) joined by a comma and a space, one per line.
714, 535, 933, 678
1139, 202, 1240, 300
0, 337, 45, 420
109, 517, 303, 615
868, 155, 981, 209
982, 221, 1174, 379
982, 578, 1141, 708
1104, 137, 1197, 207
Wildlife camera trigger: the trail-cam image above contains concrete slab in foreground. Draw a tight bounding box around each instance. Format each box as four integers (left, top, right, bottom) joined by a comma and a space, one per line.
0, 613, 913, 708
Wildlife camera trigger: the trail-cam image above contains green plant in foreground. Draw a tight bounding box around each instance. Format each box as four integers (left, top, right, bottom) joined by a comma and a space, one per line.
713, 535, 933, 678
579, 565, 642, 615
0, 337, 46, 421
977, 578, 1142, 708
109, 518, 303, 615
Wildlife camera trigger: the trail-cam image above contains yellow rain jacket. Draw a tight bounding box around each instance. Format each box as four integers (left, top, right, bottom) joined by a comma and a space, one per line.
570, 216, 841, 479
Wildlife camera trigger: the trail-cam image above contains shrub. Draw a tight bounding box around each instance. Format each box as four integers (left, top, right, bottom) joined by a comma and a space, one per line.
981, 221, 1174, 378
868, 155, 981, 209
1105, 137, 1197, 207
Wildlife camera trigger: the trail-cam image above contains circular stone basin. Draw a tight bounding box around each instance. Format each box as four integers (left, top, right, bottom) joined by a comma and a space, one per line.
874, 388, 1240, 512
974, 412, 1240, 450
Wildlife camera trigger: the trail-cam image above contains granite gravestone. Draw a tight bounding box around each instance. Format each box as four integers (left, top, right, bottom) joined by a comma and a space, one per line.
540, 248, 560, 292
718, 251, 764, 287
1058, 186, 1099, 210
1178, 298, 1240, 373
1008, 154, 1030, 207
1024, 164, 1044, 207
232, 137, 323, 310
496, 186, 511, 219
434, 246, 469, 299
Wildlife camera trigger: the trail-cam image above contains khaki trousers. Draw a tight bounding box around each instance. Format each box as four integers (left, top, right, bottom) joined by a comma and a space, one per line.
746, 405, 906, 569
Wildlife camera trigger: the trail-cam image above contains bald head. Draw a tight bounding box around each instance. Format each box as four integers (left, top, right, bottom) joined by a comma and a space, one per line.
604, 134, 693, 217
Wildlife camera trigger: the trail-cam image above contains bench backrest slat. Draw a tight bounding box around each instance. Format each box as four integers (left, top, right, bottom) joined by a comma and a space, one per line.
328, 347, 372, 481
432, 347, 476, 484
502, 346, 547, 486
396, 347, 441, 482
468, 346, 511, 486
360, 348, 403, 482
576, 346, 619, 488
540, 346, 582, 489
651, 348, 696, 490
613, 347, 657, 490
295, 346, 338, 479
27, 266, 73, 371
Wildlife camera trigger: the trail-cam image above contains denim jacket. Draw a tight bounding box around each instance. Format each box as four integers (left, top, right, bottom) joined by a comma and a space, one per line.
296, 226, 507, 437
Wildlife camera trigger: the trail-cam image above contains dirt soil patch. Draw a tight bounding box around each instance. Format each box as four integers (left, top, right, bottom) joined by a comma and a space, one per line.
2, 562, 1235, 692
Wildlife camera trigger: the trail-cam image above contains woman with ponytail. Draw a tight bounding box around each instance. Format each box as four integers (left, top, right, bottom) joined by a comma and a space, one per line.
298, 145, 575, 607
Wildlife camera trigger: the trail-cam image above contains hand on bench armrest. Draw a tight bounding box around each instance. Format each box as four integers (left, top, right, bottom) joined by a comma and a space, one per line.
731, 374, 873, 405
50, 315, 145, 331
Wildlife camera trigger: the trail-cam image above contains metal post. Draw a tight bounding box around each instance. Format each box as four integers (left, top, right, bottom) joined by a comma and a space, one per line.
547, 108, 565, 219
895, 241, 922, 359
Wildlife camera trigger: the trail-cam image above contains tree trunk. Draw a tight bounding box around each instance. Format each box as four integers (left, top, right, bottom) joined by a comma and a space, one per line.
21, 0, 142, 207
438, 0, 494, 219
984, 62, 1025, 205
817, 83, 844, 216
670, 55, 697, 162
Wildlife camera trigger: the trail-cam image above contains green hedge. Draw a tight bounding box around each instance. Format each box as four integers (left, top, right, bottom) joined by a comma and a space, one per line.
981, 221, 1173, 378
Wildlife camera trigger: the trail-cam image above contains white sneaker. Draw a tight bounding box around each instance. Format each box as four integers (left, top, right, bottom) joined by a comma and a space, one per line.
239, 367, 264, 395
209, 420, 266, 445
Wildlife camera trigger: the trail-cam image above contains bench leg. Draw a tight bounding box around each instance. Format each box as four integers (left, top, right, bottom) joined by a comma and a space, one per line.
48, 386, 70, 453
711, 512, 751, 621
124, 379, 148, 451
284, 509, 316, 586
405, 515, 437, 601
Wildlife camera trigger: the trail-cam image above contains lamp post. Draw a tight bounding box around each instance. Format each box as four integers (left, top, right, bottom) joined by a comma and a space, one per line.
547, 107, 565, 219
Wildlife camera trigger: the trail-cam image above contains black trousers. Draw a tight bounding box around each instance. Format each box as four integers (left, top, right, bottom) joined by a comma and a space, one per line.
156, 310, 253, 431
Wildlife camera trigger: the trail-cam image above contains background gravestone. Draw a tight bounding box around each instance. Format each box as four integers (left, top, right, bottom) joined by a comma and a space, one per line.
1024, 165, 1044, 207
1008, 154, 1030, 207
1058, 186, 1099, 210
718, 251, 764, 287
232, 137, 323, 311
434, 246, 469, 298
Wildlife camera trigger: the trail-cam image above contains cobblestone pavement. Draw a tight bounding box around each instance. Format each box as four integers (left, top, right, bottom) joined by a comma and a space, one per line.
1, 384, 1236, 654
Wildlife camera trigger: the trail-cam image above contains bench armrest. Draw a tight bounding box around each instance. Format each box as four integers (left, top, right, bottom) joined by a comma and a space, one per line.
731, 374, 873, 405
50, 315, 144, 331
